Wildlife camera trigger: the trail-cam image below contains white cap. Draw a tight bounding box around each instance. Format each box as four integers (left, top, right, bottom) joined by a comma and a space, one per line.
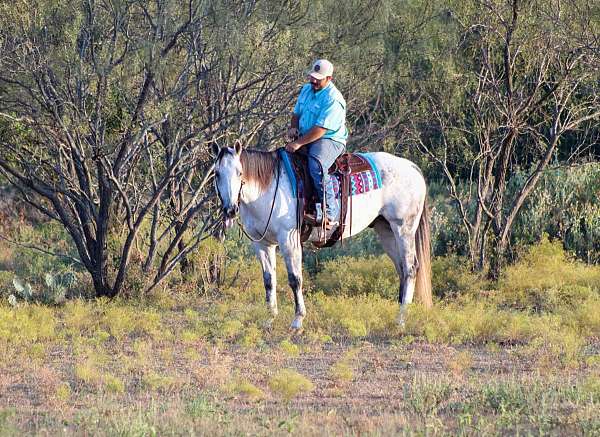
308, 59, 334, 80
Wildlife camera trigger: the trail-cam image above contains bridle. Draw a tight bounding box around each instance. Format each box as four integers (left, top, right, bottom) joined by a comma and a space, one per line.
217, 152, 282, 243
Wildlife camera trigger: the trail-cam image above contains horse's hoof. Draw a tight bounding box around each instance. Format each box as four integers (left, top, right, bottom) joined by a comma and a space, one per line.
396, 314, 406, 330
290, 326, 304, 336
290, 318, 303, 331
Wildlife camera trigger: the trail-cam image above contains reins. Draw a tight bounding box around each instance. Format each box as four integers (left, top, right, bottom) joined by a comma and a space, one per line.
237, 152, 281, 243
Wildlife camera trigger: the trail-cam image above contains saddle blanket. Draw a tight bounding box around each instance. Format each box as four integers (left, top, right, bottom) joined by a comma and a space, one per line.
279, 151, 382, 198
328, 157, 382, 198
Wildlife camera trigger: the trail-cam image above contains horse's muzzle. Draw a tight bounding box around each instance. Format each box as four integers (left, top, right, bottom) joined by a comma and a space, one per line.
223, 205, 238, 229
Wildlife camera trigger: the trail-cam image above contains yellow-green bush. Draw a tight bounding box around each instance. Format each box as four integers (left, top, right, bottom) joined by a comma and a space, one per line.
431, 255, 487, 299
313, 255, 397, 298
310, 292, 397, 338
268, 369, 314, 401
499, 236, 600, 312
223, 378, 265, 402
0, 305, 56, 345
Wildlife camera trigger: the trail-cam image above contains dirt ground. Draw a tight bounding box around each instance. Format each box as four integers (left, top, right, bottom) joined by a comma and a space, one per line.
1, 333, 599, 436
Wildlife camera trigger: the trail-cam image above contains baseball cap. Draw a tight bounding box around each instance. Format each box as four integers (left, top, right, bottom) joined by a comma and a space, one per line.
308, 59, 334, 80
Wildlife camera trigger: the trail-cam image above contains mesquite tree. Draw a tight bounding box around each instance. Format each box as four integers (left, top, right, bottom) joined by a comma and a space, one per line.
412, 0, 600, 276
0, 0, 303, 296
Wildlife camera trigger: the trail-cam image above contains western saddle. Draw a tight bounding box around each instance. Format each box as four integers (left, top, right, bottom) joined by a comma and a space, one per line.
287, 152, 372, 247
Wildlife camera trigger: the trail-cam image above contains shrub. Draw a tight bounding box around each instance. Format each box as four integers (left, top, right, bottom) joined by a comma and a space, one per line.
311, 292, 397, 338
431, 255, 487, 299
498, 235, 600, 312
279, 339, 300, 357
268, 369, 314, 401
103, 374, 126, 393
224, 379, 265, 402
313, 255, 397, 298
142, 372, 176, 392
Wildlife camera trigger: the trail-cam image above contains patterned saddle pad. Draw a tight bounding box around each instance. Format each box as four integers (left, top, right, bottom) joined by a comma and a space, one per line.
328, 154, 382, 199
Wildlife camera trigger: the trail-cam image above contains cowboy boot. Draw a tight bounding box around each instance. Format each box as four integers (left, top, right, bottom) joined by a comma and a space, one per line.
304, 203, 323, 226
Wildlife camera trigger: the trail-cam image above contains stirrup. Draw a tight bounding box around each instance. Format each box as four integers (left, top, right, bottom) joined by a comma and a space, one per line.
324, 217, 339, 230
304, 203, 324, 226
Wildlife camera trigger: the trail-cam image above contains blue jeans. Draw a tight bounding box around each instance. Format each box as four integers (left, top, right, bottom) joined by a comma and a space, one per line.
303, 138, 345, 220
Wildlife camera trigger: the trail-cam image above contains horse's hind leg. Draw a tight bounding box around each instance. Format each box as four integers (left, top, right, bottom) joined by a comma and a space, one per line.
252, 242, 278, 316
374, 217, 419, 325
279, 239, 305, 331
372, 218, 404, 289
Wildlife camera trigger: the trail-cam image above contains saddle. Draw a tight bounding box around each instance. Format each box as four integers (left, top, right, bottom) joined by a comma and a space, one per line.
286, 152, 373, 247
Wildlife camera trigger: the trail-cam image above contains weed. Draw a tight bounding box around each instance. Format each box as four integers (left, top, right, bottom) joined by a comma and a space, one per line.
279, 339, 300, 357
268, 369, 314, 401
239, 325, 263, 348
481, 381, 529, 415
499, 235, 600, 312
329, 348, 359, 384
329, 361, 353, 384
103, 374, 125, 393
218, 319, 244, 340
224, 379, 265, 402
580, 376, 600, 402
142, 372, 176, 392
75, 361, 103, 387
184, 347, 201, 362
313, 255, 398, 299
62, 300, 97, 337
447, 350, 473, 377
186, 394, 219, 418
404, 375, 453, 416
0, 305, 57, 346
55, 382, 71, 401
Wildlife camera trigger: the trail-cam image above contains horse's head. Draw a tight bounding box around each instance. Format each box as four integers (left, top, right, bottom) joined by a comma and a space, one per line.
213, 140, 244, 229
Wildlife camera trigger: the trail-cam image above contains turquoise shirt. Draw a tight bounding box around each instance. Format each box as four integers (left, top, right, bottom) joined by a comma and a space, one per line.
293, 82, 348, 145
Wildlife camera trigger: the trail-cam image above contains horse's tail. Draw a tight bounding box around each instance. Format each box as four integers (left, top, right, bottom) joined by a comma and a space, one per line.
415, 197, 433, 308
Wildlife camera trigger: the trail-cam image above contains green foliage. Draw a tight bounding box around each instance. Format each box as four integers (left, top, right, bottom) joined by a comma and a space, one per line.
431, 255, 487, 299
311, 292, 397, 339
0, 305, 56, 345
329, 349, 359, 384
405, 375, 454, 416
498, 235, 600, 312
224, 379, 265, 402
142, 372, 176, 392
268, 369, 314, 401
313, 255, 397, 299
512, 164, 600, 263
279, 339, 300, 357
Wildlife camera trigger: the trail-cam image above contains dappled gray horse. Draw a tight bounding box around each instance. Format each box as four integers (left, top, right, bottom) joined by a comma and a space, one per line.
213, 141, 432, 331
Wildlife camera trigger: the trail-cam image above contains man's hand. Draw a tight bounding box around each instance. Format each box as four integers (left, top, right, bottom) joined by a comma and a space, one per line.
285, 141, 302, 153
287, 127, 299, 141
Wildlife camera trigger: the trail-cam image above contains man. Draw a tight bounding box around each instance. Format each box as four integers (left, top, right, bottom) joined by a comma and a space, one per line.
285, 59, 348, 228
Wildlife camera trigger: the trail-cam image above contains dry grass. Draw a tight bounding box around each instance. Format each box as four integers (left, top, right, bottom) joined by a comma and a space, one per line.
0, 236, 599, 434
0, 292, 598, 435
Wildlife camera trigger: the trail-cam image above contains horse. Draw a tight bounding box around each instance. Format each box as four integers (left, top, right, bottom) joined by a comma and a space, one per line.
212, 140, 432, 331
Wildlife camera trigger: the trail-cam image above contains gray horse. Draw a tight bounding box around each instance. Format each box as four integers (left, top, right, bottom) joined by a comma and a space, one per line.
213, 141, 432, 331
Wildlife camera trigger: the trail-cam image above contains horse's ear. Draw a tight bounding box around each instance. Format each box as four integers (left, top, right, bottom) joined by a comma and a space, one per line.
234, 139, 243, 156
211, 141, 220, 157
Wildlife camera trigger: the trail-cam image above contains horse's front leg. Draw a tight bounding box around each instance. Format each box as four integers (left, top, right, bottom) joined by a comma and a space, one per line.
280, 237, 305, 331
252, 242, 278, 317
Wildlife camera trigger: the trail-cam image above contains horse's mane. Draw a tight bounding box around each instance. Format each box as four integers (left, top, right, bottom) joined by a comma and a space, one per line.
239, 149, 277, 192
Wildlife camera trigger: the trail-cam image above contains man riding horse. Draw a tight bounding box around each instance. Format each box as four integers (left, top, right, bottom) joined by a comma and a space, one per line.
284, 59, 348, 229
